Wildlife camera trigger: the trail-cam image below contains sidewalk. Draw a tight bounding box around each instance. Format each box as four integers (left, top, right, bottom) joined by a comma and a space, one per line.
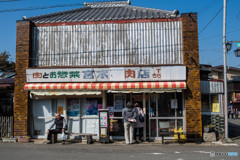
19, 138, 238, 147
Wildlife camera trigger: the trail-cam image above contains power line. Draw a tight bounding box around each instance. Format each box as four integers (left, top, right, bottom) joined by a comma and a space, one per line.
0, 3, 83, 13
199, 0, 231, 35
199, 7, 223, 35
198, 0, 219, 15
0, 0, 20, 2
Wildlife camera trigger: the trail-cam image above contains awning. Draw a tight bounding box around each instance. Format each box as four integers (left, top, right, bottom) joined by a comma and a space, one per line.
30, 91, 102, 97
24, 82, 186, 90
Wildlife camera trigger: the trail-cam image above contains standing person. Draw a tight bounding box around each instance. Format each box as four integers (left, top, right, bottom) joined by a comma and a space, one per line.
228, 101, 234, 119
231, 107, 234, 119
235, 108, 239, 119
227, 104, 231, 118
122, 102, 137, 145
134, 103, 144, 143
46, 113, 67, 144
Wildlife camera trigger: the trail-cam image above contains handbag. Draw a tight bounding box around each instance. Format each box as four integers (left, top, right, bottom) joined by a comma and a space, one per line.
139, 114, 144, 122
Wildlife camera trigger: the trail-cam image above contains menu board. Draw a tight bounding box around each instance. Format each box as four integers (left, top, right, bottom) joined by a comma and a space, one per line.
114, 94, 126, 112
100, 112, 108, 127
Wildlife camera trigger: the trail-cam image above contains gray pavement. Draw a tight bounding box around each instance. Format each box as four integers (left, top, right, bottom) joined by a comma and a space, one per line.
0, 118, 239, 160
0, 142, 239, 160
228, 118, 240, 141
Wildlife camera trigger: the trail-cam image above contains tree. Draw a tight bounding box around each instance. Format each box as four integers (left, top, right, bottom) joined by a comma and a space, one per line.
0, 51, 15, 77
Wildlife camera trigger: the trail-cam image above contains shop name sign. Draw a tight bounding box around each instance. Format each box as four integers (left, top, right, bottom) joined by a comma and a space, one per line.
26, 66, 186, 82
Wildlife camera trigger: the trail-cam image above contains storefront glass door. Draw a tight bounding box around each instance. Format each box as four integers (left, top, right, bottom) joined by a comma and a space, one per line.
148, 92, 184, 139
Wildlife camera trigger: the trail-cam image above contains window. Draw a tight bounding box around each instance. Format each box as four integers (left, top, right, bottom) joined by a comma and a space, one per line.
157, 93, 183, 117
201, 94, 221, 113
202, 95, 210, 112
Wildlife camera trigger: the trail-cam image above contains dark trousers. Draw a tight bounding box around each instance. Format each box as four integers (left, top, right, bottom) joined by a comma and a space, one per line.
47, 129, 62, 141
231, 113, 234, 119
228, 111, 231, 118
134, 128, 143, 141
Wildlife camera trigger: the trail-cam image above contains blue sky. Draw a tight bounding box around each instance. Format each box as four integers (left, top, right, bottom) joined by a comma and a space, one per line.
0, 0, 239, 68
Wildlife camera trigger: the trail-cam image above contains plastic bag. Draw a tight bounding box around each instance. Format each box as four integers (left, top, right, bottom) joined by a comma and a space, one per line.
61, 131, 66, 141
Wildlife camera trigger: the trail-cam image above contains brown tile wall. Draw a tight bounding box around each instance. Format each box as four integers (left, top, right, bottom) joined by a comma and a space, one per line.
14, 21, 31, 136
182, 13, 202, 136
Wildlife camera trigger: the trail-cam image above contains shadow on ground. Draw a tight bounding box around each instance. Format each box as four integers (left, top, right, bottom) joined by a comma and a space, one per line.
228, 119, 240, 141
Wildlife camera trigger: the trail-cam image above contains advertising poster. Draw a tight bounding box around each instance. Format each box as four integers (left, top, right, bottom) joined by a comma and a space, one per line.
107, 106, 114, 117
114, 94, 126, 111
86, 100, 98, 115
171, 99, 178, 109
98, 104, 103, 110
57, 106, 63, 115
212, 103, 220, 112
100, 112, 108, 127
67, 99, 80, 117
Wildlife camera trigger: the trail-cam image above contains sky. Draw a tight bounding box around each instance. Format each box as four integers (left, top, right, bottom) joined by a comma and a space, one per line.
0, 0, 239, 68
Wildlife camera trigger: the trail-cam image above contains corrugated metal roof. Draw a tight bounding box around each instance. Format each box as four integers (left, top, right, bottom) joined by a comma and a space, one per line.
26, 1, 179, 23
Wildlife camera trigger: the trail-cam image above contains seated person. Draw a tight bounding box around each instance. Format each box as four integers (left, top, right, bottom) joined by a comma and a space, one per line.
46, 113, 66, 144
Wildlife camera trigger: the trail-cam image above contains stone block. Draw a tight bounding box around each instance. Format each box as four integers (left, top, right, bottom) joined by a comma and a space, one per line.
203, 132, 217, 142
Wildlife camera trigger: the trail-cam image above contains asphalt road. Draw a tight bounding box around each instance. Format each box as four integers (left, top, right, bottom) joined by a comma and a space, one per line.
228, 118, 240, 139
0, 143, 239, 160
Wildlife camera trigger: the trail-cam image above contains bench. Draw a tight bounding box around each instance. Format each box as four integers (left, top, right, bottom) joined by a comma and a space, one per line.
51, 131, 70, 144
71, 133, 97, 144
159, 132, 175, 144
181, 132, 202, 144
159, 132, 202, 144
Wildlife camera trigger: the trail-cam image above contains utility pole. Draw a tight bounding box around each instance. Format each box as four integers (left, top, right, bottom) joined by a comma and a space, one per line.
223, 0, 228, 139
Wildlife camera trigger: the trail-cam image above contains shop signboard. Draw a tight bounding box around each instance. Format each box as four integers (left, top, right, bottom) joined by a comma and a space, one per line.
26, 66, 186, 82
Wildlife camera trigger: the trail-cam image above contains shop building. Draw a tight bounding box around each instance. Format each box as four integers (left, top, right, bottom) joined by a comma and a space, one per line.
212, 65, 240, 110
15, 1, 202, 140
200, 65, 224, 139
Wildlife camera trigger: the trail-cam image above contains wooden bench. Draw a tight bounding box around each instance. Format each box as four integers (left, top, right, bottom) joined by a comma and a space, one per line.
71, 133, 97, 144
184, 132, 202, 144
51, 131, 70, 144
159, 132, 176, 144
176, 132, 202, 144
159, 132, 202, 144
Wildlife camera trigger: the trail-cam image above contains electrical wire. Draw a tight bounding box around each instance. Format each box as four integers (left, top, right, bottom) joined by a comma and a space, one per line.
0, 0, 20, 2
0, 3, 83, 13
198, 0, 219, 15
199, 7, 223, 35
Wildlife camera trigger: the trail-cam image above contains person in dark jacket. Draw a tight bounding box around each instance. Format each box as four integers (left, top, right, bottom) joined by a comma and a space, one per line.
122, 102, 137, 144
46, 113, 66, 144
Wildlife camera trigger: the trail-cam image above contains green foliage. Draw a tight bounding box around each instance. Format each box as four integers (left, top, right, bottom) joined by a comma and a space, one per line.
0, 51, 15, 75
204, 124, 214, 128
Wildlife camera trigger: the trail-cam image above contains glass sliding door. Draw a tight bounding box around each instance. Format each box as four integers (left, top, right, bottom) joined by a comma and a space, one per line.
148, 92, 184, 139
67, 98, 81, 134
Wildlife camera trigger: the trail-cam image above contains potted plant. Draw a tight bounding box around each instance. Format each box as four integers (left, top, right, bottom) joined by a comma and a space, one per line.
204, 125, 214, 133
18, 136, 31, 143
2, 137, 17, 143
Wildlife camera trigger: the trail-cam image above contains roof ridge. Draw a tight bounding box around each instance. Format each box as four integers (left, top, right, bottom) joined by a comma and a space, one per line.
84, 1, 130, 8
